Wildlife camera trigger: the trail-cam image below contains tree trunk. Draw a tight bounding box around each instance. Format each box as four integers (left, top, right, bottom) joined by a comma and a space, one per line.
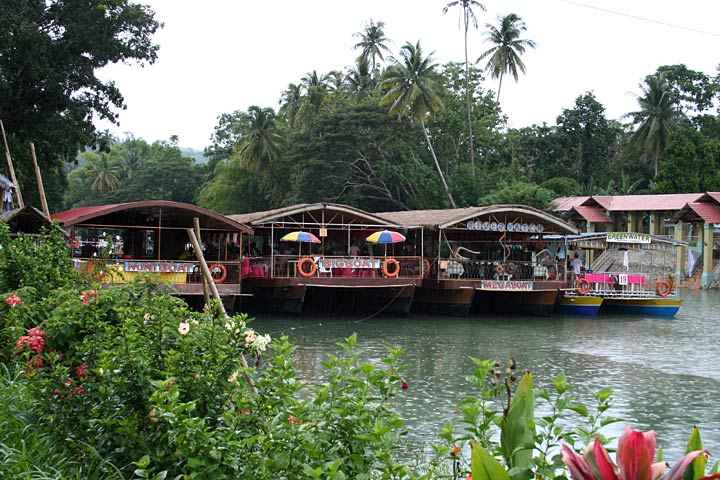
464, 17, 475, 168
421, 118, 457, 208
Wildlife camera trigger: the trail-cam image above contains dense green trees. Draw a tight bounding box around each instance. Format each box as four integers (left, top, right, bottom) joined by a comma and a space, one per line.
0, 0, 161, 210
3, 4, 719, 216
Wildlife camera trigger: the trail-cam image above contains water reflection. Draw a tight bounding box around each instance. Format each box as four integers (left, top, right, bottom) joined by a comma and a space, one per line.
254, 290, 720, 460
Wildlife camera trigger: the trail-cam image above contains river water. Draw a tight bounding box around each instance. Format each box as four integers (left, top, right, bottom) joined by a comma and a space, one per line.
253, 289, 720, 462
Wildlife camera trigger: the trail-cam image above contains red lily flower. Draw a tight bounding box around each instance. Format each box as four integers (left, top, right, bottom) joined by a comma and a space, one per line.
562, 425, 719, 480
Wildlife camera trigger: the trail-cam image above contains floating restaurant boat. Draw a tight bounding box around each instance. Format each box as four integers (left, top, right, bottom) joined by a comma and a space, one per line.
378, 205, 581, 316
555, 232, 685, 317
227, 204, 425, 315
51, 201, 253, 310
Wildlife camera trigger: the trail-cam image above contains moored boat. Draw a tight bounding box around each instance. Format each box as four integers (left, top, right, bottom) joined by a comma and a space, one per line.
556, 232, 685, 317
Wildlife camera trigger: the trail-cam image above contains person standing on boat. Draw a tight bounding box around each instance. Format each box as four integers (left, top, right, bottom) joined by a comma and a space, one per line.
571, 252, 583, 281
349, 240, 361, 257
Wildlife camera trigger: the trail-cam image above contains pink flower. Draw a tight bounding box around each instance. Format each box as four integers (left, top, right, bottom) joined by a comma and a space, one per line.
561, 425, 718, 480
4, 293, 21, 307
75, 362, 89, 378
178, 322, 190, 335
79, 289, 98, 304
14, 326, 46, 354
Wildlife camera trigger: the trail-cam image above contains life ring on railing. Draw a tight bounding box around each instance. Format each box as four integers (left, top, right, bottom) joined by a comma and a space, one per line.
656, 280, 671, 297
382, 258, 400, 278
297, 257, 317, 278
575, 278, 591, 295
546, 264, 558, 280
210, 264, 227, 283
495, 264, 505, 275
505, 262, 517, 276
423, 259, 431, 278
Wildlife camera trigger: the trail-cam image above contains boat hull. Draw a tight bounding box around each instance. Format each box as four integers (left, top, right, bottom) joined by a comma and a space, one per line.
413, 283, 475, 317
556, 294, 603, 316
600, 297, 682, 317
471, 288, 559, 317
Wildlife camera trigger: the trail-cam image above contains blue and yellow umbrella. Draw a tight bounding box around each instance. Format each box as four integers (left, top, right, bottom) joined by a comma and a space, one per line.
366, 230, 406, 244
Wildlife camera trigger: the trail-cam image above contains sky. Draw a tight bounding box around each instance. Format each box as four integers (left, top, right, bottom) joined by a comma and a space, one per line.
96, 0, 720, 150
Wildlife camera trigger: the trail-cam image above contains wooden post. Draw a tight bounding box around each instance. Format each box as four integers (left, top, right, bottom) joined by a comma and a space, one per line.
193, 217, 210, 306
30, 143, 50, 217
0, 119, 24, 208
187, 228, 257, 395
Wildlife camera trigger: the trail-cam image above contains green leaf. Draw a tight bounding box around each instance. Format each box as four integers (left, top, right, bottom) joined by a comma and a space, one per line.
471, 439, 512, 480
500, 372, 535, 480
684, 426, 707, 480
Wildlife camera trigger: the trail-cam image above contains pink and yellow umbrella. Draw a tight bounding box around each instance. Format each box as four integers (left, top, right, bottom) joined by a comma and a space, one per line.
280, 231, 321, 243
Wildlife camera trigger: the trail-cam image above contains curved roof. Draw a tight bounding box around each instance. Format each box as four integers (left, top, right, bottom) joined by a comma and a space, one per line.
379, 205, 579, 234
52, 201, 253, 233
229, 203, 403, 228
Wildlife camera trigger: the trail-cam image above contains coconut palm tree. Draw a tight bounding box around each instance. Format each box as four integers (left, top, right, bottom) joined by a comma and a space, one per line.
301, 70, 329, 109
443, 0, 486, 167
236, 106, 283, 172
353, 19, 392, 74
380, 41, 456, 208
626, 73, 683, 176
477, 13, 536, 103
279, 83, 302, 128
345, 57, 376, 99
85, 152, 121, 194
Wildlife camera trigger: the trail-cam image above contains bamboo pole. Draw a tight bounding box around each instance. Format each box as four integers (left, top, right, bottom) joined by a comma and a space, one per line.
193, 217, 210, 306
0, 119, 24, 208
186, 228, 257, 395
29, 143, 50, 217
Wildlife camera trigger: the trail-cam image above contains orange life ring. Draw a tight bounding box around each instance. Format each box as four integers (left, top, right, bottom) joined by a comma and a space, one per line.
297, 257, 317, 278
656, 280, 671, 297
382, 258, 400, 278
547, 264, 558, 280
210, 264, 227, 283
423, 259, 431, 278
576, 278, 591, 295
495, 264, 504, 275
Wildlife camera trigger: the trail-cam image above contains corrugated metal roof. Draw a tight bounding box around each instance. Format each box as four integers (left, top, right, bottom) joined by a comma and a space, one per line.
229, 203, 398, 227
705, 192, 720, 203
593, 194, 703, 211
553, 196, 590, 211
573, 205, 612, 223
52, 201, 253, 233
379, 205, 580, 234
688, 202, 720, 223
0, 173, 15, 188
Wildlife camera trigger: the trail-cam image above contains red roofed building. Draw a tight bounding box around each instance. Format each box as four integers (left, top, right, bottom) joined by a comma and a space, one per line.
554, 193, 718, 288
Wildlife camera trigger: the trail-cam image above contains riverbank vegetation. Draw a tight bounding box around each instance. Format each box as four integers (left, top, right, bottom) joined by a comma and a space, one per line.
3, 2, 720, 215
2, 223, 719, 478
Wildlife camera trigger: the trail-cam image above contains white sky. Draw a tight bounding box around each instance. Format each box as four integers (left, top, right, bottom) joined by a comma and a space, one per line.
96, 0, 720, 150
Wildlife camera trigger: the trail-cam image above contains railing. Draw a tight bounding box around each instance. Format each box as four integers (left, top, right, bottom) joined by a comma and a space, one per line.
253, 255, 424, 279
74, 258, 242, 285
435, 258, 567, 282
569, 271, 677, 297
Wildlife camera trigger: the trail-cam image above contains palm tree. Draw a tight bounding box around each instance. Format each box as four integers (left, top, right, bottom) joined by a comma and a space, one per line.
443, 0, 486, 167
85, 153, 121, 193
626, 73, 683, 176
352, 19, 392, 74
345, 57, 377, 99
380, 41, 456, 208
477, 13, 536, 103
279, 83, 302, 128
236, 106, 283, 172
301, 70, 329, 109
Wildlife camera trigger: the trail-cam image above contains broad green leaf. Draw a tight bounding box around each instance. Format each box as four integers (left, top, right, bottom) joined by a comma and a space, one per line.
471, 439, 512, 480
500, 372, 535, 480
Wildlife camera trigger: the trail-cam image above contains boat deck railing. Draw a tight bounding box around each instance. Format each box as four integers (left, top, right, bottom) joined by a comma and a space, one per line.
567, 271, 678, 298
247, 255, 425, 279
434, 258, 567, 282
